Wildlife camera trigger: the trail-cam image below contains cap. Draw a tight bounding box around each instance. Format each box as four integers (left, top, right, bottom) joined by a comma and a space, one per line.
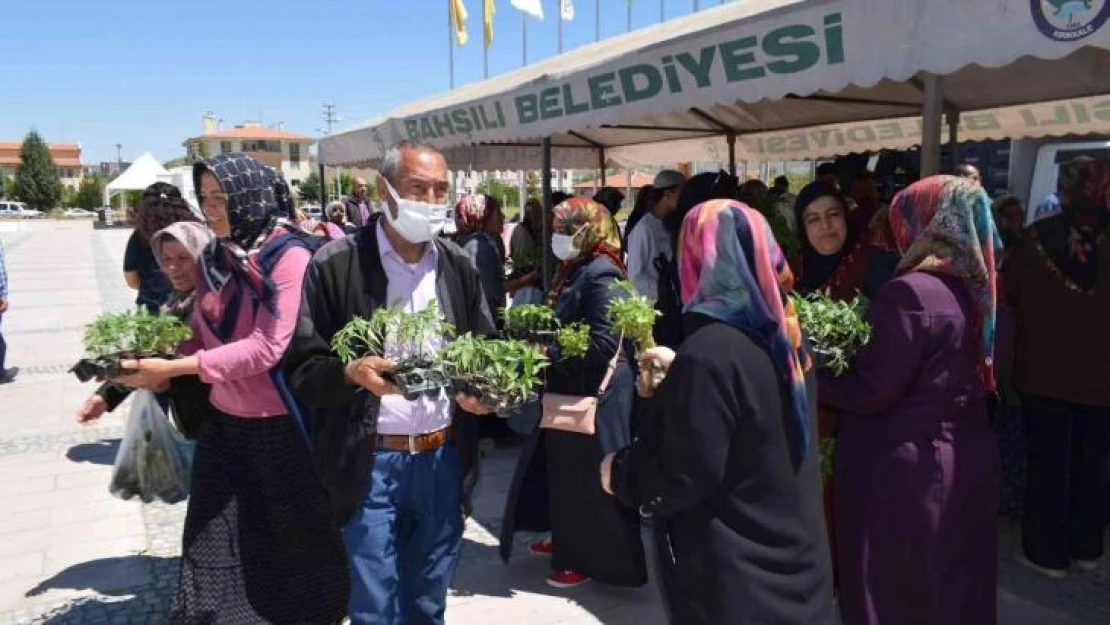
653, 169, 686, 190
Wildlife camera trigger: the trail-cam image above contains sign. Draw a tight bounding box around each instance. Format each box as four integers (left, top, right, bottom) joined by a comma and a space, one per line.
1031, 0, 1109, 42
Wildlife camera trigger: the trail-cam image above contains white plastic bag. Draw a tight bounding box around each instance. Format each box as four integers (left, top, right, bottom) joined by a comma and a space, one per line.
110, 390, 191, 504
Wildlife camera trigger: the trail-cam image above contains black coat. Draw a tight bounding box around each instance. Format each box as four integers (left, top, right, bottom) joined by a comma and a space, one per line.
500, 255, 646, 586
611, 314, 835, 624
281, 215, 498, 525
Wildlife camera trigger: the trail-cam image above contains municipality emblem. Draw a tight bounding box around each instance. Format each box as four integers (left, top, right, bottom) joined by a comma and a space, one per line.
1032, 0, 1109, 41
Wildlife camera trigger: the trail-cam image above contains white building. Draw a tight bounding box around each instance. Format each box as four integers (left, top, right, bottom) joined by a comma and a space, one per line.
452, 169, 576, 198
182, 113, 315, 187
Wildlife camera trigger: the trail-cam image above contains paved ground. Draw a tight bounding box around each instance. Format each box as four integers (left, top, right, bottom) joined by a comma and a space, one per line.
0, 220, 1107, 624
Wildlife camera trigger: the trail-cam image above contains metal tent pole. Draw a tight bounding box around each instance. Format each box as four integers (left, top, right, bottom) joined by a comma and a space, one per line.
921, 74, 944, 177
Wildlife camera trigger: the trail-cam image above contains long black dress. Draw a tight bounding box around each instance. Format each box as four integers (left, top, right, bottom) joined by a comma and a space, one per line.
500, 255, 647, 587
611, 314, 835, 624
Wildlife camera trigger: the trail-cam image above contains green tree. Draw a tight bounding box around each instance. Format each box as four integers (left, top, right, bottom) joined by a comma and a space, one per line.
298, 172, 322, 202
2, 176, 14, 200
0, 170, 7, 199
61, 185, 78, 208
14, 130, 63, 210
339, 171, 354, 197
75, 175, 104, 209
476, 179, 521, 211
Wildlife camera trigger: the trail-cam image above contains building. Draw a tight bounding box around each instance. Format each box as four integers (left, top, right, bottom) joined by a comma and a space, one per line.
0, 141, 85, 189
97, 161, 132, 178
182, 113, 315, 187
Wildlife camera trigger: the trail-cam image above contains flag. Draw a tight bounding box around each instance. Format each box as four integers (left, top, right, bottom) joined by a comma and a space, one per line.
561, 0, 575, 20
450, 0, 469, 46
484, 0, 495, 47
510, 0, 544, 20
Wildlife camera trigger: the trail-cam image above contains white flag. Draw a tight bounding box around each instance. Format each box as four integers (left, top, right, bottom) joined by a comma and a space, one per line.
511, 0, 544, 19
560, 0, 575, 20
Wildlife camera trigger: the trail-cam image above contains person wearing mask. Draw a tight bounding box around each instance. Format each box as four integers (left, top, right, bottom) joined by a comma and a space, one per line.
78, 192, 208, 426
626, 170, 685, 302
818, 176, 1002, 625
283, 141, 497, 624
1005, 158, 1110, 578
0, 238, 11, 384
954, 163, 982, 186
342, 175, 373, 227
125, 183, 196, 314
114, 153, 350, 622
509, 198, 546, 305
603, 199, 834, 625
500, 197, 646, 591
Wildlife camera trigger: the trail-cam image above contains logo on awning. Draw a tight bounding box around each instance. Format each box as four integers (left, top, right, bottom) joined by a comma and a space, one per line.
1032, 0, 1109, 41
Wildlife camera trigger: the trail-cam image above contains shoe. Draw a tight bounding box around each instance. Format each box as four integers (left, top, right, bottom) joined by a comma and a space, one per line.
529, 538, 554, 556
1017, 554, 1067, 579
546, 570, 591, 589
0, 367, 18, 384
1074, 558, 1101, 572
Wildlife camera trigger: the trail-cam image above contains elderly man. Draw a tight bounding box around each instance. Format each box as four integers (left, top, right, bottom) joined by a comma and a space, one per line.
283, 141, 496, 624
344, 176, 372, 226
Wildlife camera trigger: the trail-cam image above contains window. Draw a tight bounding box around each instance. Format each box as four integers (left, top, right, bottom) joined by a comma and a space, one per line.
289, 143, 301, 166
266, 141, 281, 153
221, 141, 232, 154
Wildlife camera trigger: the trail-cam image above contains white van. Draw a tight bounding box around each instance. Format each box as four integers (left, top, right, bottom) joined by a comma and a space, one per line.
0, 201, 41, 218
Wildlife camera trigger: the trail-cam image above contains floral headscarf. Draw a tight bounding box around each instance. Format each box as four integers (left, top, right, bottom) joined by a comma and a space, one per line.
889, 175, 1001, 392
454, 194, 499, 236
679, 199, 812, 464
546, 196, 626, 305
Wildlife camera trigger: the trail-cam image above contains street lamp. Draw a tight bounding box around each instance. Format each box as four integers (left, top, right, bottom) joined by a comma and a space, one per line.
115, 144, 122, 174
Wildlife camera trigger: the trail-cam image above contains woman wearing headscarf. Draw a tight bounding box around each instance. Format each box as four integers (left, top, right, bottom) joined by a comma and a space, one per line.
500, 197, 646, 590
603, 200, 834, 625
509, 198, 546, 306
818, 176, 1001, 625
124, 183, 199, 314
114, 153, 350, 622
78, 222, 214, 436
1005, 158, 1110, 577
454, 194, 510, 325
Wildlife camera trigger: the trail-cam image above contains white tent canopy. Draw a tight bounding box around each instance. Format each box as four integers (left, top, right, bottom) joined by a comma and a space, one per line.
104, 152, 171, 207
321, 0, 1110, 170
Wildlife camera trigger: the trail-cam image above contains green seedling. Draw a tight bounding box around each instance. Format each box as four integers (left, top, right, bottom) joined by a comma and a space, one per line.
555, 322, 590, 359
82, 310, 192, 360
792, 291, 871, 376
607, 280, 660, 352
439, 333, 548, 411
503, 304, 559, 341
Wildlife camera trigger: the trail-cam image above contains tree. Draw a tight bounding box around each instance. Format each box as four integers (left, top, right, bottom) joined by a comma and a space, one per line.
298, 172, 322, 203
75, 175, 104, 209
525, 171, 540, 200
61, 185, 78, 208
339, 171, 353, 197
14, 130, 63, 210
0, 171, 7, 199
2, 176, 14, 201
476, 179, 521, 211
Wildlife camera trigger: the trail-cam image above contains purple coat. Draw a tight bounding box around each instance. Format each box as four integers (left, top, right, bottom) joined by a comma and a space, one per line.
818, 271, 999, 625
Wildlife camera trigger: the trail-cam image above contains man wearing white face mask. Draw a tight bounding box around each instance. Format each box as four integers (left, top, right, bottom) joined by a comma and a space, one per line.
283, 141, 498, 625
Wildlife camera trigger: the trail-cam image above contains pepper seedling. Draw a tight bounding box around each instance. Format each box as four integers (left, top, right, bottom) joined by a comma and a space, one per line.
554, 322, 590, 359
791, 291, 871, 376
72, 310, 192, 382
440, 333, 548, 416
607, 280, 665, 397
503, 304, 560, 343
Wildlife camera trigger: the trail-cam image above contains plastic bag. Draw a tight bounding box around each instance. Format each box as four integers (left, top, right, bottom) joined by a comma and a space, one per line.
110, 390, 191, 504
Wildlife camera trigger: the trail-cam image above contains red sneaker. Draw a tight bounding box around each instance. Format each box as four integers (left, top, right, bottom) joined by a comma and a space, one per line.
546, 570, 591, 589
529, 538, 554, 556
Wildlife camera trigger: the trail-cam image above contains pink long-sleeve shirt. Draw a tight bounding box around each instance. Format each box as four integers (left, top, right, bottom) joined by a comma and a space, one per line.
181, 244, 311, 418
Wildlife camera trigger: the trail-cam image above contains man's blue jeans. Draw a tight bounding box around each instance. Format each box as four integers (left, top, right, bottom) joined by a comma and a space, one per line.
343, 444, 464, 625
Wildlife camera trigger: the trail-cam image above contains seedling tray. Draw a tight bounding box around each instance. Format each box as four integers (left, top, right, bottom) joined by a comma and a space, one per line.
70, 352, 176, 383
383, 361, 450, 401
448, 378, 539, 417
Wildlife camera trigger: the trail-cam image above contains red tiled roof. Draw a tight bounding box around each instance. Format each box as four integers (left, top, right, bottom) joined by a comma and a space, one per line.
185, 126, 315, 143
0, 142, 83, 168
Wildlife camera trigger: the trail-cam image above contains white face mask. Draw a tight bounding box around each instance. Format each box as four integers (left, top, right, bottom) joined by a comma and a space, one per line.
551, 229, 582, 261
382, 180, 451, 244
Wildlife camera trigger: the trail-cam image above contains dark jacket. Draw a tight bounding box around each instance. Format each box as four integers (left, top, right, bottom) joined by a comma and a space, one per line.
282, 215, 498, 524
457, 231, 506, 329
343, 196, 369, 228
611, 314, 834, 625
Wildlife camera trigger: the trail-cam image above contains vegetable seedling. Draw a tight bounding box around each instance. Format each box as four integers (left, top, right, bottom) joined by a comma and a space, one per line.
503, 304, 560, 343
440, 333, 548, 416
73, 310, 192, 381
792, 291, 871, 376
554, 322, 590, 359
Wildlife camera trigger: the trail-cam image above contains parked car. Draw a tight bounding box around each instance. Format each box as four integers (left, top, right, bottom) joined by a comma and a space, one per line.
0, 201, 42, 218
302, 205, 323, 220
64, 208, 95, 218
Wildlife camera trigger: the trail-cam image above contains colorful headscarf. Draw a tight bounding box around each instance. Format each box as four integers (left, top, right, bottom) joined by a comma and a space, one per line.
546, 196, 626, 305
889, 175, 1001, 392
454, 194, 498, 236
679, 199, 812, 464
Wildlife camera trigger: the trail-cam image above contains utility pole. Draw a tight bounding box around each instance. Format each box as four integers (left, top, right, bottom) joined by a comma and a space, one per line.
115, 144, 122, 174
320, 104, 340, 203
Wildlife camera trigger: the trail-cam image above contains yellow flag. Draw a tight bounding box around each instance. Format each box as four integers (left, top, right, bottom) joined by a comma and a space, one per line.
450, 0, 469, 46
483, 0, 495, 48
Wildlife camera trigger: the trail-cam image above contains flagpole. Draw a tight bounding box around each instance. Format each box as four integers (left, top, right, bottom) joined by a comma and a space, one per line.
660, 0, 664, 22
558, 3, 563, 53
523, 12, 528, 65
448, 0, 456, 88
627, 1, 632, 32
484, 42, 489, 79
595, 0, 600, 41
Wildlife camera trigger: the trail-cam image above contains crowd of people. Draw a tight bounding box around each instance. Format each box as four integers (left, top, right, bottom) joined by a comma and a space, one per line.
64, 139, 1108, 625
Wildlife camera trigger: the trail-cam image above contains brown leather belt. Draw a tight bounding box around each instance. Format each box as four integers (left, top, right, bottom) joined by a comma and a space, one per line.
377, 425, 455, 454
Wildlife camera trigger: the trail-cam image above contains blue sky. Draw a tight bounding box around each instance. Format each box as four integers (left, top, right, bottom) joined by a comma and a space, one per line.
0, 0, 713, 165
